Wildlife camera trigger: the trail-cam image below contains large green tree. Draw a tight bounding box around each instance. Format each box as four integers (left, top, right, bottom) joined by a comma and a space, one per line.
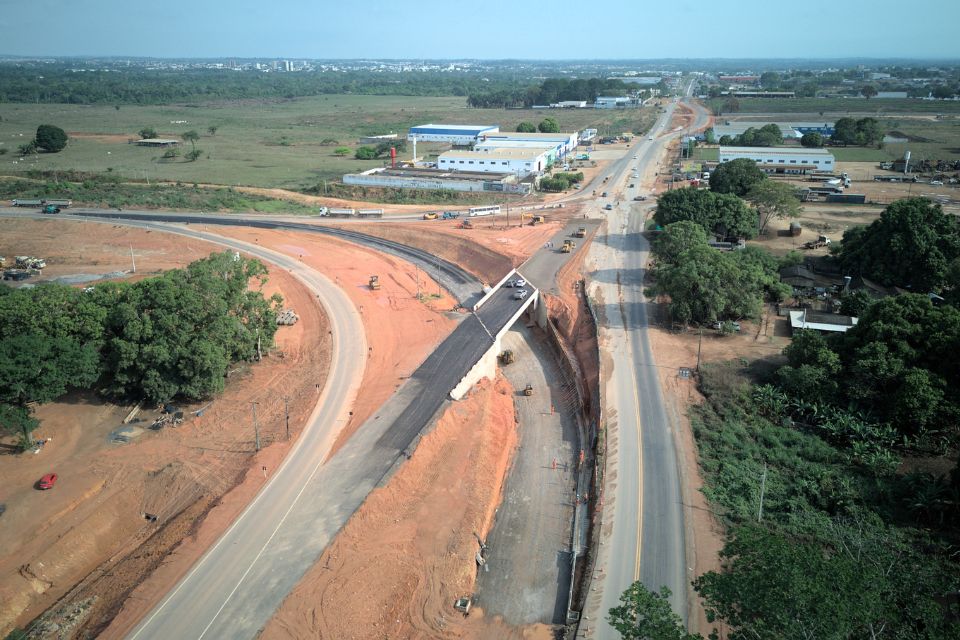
654, 187, 757, 239
608, 584, 700, 640
695, 520, 957, 640
516, 121, 537, 133
832, 117, 883, 146
709, 158, 766, 196
746, 180, 801, 235
651, 237, 767, 325
537, 117, 560, 133
837, 197, 960, 292
34, 124, 68, 152
98, 252, 280, 403
800, 131, 823, 148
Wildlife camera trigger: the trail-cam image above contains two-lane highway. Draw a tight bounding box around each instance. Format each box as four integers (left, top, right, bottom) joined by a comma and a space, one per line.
580, 83, 712, 638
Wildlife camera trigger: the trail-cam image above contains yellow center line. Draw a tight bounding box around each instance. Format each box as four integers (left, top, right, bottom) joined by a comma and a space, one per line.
629, 333, 644, 582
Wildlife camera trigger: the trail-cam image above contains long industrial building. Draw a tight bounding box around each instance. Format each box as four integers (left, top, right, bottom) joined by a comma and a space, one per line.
718, 146, 835, 173
343, 167, 529, 193
407, 124, 499, 145
437, 147, 551, 177
477, 130, 579, 157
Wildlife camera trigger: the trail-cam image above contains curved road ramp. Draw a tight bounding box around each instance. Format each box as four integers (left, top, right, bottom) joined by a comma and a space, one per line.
75, 216, 543, 639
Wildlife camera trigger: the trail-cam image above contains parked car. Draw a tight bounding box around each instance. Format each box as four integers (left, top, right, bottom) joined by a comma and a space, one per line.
604, 204, 613, 210
711, 321, 741, 332
514, 278, 527, 288
38, 473, 58, 490
601, 191, 608, 197
930, 180, 944, 186
513, 289, 529, 300
633, 195, 647, 201
505, 279, 517, 288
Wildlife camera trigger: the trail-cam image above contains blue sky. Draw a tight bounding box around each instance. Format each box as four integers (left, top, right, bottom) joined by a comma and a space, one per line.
1, 0, 958, 59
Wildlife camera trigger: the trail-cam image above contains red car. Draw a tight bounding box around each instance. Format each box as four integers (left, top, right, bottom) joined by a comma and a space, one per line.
38, 473, 57, 490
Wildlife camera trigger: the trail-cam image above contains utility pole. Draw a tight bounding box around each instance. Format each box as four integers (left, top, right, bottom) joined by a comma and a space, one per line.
695, 327, 703, 372
130, 246, 136, 273
251, 402, 261, 452
415, 264, 421, 300
435, 257, 441, 297
757, 463, 767, 522
284, 397, 290, 441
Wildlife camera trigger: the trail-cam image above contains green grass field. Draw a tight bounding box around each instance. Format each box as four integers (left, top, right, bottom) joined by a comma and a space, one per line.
710, 97, 960, 115
0, 96, 654, 191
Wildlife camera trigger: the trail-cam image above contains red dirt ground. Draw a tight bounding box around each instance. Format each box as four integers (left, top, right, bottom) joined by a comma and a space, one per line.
0, 219, 330, 637
260, 377, 540, 640
0, 218, 461, 639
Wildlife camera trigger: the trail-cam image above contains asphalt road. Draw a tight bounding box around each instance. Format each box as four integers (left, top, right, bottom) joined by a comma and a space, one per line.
520, 219, 602, 295
2, 210, 536, 638
54, 209, 482, 306
84, 221, 530, 639
579, 85, 712, 639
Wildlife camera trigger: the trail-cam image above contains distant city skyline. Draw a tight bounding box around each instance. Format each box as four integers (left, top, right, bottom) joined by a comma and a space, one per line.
1, 0, 958, 60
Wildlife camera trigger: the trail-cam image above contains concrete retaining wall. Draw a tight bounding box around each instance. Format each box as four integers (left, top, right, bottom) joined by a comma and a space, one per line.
449, 335, 501, 401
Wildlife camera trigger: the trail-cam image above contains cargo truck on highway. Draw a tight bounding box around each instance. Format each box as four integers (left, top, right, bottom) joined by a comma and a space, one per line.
325, 208, 356, 218
357, 209, 383, 218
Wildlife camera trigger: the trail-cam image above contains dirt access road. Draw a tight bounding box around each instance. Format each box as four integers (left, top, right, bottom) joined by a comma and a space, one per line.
0, 215, 459, 638
473, 324, 579, 627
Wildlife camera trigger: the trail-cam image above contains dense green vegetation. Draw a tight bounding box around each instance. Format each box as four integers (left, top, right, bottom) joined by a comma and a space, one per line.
0, 252, 280, 450
612, 359, 960, 639
615, 195, 960, 638
649, 222, 788, 325
779, 295, 960, 447
717, 123, 783, 147
0, 66, 506, 105
832, 116, 884, 147
837, 198, 960, 293
0, 173, 323, 213
653, 187, 757, 239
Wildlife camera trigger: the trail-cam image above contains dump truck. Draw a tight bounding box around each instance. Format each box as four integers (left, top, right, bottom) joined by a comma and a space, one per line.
561, 240, 574, 253
441, 211, 460, 219
575, 227, 586, 238
498, 350, 515, 365
369, 275, 381, 290
44, 199, 72, 208
423, 212, 439, 220
802, 235, 832, 250
326, 208, 356, 218
531, 215, 545, 225
11, 199, 42, 207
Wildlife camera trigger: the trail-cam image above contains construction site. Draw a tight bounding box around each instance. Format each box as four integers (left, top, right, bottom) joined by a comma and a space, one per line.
0, 85, 774, 640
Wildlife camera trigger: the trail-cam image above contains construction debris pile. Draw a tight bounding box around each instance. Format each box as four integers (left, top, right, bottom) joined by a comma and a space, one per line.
276, 309, 300, 326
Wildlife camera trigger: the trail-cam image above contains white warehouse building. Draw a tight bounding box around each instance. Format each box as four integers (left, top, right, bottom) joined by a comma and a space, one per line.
718, 146, 835, 174
477, 130, 579, 156
474, 140, 560, 164
437, 147, 550, 177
